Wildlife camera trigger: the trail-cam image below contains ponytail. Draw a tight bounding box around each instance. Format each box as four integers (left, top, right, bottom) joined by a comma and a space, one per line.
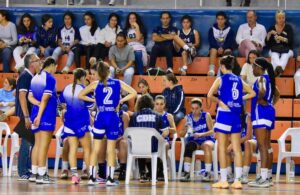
72, 68, 87, 99
97, 60, 110, 86
39, 57, 55, 75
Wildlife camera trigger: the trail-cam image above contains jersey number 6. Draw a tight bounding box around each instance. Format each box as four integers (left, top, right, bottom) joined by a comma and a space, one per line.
232, 82, 239, 100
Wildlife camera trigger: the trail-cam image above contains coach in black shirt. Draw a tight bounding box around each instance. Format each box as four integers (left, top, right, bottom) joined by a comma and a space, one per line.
15, 53, 41, 179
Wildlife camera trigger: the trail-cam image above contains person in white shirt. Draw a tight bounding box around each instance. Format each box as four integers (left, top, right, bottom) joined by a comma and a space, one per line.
79, 12, 101, 70
294, 54, 300, 98
236, 10, 267, 57
240, 50, 260, 87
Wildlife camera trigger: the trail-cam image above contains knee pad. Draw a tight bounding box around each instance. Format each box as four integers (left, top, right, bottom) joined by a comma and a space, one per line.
184, 142, 197, 158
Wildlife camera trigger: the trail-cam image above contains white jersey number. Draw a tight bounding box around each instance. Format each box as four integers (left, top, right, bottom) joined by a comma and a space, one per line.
103, 87, 113, 104
232, 82, 239, 100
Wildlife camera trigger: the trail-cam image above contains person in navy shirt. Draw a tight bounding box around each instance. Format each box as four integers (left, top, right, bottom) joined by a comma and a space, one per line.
52, 12, 81, 74
179, 98, 215, 182
59, 68, 93, 184
28, 57, 57, 184
78, 61, 137, 186
208, 55, 255, 189
36, 14, 57, 58
248, 58, 280, 188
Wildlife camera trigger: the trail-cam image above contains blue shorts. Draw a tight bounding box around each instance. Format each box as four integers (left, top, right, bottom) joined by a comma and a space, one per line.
31, 119, 56, 133
214, 109, 242, 134
251, 104, 275, 130
61, 124, 90, 139
93, 112, 120, 140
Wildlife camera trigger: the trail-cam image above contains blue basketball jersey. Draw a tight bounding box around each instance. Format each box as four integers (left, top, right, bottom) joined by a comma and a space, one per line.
178, 28, 195, 45
94, 78, 121, 112
251, 74, 273, 109
162, 112, 170, 128
218, 73, 243, 114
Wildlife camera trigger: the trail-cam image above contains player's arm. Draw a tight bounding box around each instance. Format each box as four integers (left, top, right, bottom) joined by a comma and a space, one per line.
194, 30, 200, 48
78, 81, 97, 103
273, 86, 280, 105
207, 78, 229, 110
242, 80, 256, 101
167, 113, 176, 134
122, 111, 130, 130
152, 33, 168, 42
120, 80, 137, 104
240, 114, 253, 143
28, 92, 40, 106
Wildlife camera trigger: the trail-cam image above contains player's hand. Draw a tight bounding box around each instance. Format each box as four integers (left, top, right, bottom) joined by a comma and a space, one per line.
33, 116, 41, 128
227, 144, 233, 153
162, 129, 170, 138
219, 101, 229, 110
25, 118, 32, 129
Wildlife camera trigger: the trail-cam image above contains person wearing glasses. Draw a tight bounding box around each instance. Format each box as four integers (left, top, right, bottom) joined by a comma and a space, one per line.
236, 10, 267, 57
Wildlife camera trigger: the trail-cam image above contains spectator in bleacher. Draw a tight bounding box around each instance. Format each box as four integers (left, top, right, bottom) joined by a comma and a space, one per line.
13, 13, 37, 71
89, 13, 122, 66
162, 73, 185, 124
266, 10, 294, 77
236, 10, 266, 58
175, 15, 200, 76
208, 11, 235, 76
180, 98, 215, 182
226, 0, 250, 6
149, 11, 196, 73
14, 53, 41, 180
79, 12, 101, 70
0, 77, 16, 120
0, 10, 17, 73
52, 11, 81, 74
109, 32, 135, 86
125, 12, 147, 75
36, 14, 57, 59
240, 50, 260, 87
294, 54, 300, 98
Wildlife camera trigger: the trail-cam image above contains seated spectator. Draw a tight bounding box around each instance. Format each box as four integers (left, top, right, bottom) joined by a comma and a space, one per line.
149, 11, 196, 73
52, 11, 81, 74
226, 0, 250, 6
36, 14, 57, 58
175, 15, 200, 76
129, 94, 169, 182
109, 32, 135, 86
294, 54, 300, 98
13, 13, 37, 71
208, 11, 235, 76
266, 10, 294, 77
125, 12, 147, 75
0, 77, 16, 120
79, 12, 101, 70
240, 50, 260, 87
162, 73, 185, 124
179, 98, 215, 182
0, 10, 17, 73
236, 10, 266, 57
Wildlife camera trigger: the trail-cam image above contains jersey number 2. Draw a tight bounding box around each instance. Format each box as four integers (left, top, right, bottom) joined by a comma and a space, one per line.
232, 82, 239, 100
103, 87, 113, 104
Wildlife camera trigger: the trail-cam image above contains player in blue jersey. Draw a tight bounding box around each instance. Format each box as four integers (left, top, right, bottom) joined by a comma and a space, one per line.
208, 55, 255, 189
59, 68, 93, 184
179, 98, 215, 182
78, 61, 137, 186
175, 15, 200, 75
28, 57, 57, 184
248, 58, 280, 188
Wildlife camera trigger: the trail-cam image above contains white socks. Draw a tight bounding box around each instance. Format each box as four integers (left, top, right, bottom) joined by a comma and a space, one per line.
261, 168, 268, 180
38, 167, 46, 176
183, 45, 190, 51
205, 163, 212, 173
243, 166, 250, 177
235, 167, 242, 181
32, 165, 38, 174
220, 168, 227, 182
184, 162, 191, 173
89, 166, 97, 178
62, 161, 68, 171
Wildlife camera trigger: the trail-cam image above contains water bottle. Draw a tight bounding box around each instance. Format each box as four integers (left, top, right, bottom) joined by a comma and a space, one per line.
288, 160, 295, 182
12, 152, 19, 177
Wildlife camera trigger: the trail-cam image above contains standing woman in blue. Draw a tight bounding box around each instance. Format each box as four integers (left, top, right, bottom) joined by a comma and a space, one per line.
28, 57, 57, 184
248, 58, 280, 188
78, 61, 137, 186
59, 68, 93, 184
208, 55, 255, 189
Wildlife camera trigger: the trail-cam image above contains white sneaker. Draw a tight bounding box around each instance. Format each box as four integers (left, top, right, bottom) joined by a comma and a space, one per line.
108, 0, 115, 6
248, 176, 270, 188
207, 64, 215, 76
241, 174, 249, 184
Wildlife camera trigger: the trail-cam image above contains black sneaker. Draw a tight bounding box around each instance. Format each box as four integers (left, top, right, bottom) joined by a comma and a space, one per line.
180, 172, 191, 182
29, 174, 37, 182
139, 172, 150, 183
106, 176, 119, 186
118, 170, 126, 181
36, 174, 55, 184
88, 176, 96, 186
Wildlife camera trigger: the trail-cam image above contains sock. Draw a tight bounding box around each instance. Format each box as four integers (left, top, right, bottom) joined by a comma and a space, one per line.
242, 166, 250, 177
108, 166, 115, 179
261, 168, 268, 180
227, 166, 232, 175
183, 44, 189, 51
184, 162, 191, 173
82, 161, 86, 171
62, 161, 68, 171
120, 163, 126, 172
70, 167, 78, 177
32, 165, 38, 174
235, 167, 243, 181
205, 164, 212, 173
98, 163, 106, 178
268, 169, 272, 179
89, 166, 96, 179
220, 168, 227, 182
37, 167, 46, 176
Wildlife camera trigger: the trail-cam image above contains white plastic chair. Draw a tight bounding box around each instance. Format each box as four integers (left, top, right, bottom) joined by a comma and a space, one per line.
167, 133, 177, 180
0, 122, 10, 176
276, 128, 300, 182
8, 132, 20, 176
124, 127, 168, 186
